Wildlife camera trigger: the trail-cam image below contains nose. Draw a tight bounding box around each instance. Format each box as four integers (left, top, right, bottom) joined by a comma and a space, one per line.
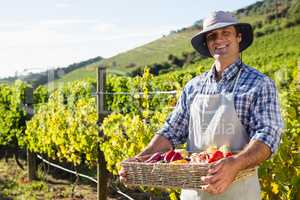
214, 32, 226, 43
207, 31, 226, 44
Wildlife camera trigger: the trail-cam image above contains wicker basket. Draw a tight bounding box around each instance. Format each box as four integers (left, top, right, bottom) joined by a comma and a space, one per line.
120, 156, 256, 190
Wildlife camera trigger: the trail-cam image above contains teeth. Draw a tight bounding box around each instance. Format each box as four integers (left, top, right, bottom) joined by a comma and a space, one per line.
216, 45, 226, 49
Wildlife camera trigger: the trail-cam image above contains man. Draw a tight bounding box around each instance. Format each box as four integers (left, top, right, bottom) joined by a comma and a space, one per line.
120, 11, 283, 199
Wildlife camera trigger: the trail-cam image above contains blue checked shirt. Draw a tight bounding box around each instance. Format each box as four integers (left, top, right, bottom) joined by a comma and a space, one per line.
158, 58, 283, 154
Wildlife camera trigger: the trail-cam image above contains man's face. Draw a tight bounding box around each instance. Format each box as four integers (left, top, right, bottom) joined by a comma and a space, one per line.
206, 26, 241, 60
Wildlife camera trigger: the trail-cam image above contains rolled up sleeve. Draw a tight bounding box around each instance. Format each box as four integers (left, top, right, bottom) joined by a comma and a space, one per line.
249, 77, 284, 154
157, 87, 190, 147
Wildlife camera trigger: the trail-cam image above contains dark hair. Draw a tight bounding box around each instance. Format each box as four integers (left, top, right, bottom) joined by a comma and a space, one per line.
234, 25, 242, 35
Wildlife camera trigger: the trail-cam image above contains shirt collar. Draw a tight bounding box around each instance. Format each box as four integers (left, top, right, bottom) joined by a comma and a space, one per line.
208, 58, 242, 81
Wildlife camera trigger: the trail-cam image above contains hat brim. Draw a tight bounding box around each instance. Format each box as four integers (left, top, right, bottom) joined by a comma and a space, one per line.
191, 23, 253, 57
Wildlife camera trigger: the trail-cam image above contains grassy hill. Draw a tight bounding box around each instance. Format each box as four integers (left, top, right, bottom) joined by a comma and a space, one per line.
51, 0, 299, 85
12, 0, 291, 87
51, 23, 300, 91
53, 27, 200, 80
99, 27, 200, 68
49, 27, 200, 85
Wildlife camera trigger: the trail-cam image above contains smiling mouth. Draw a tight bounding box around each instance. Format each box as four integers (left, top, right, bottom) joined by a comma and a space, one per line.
215, 44, 228, 51
213, 44, 229, 55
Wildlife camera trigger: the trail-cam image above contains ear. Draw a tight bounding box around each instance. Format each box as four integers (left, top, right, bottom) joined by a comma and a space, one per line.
237, 33, 242, 43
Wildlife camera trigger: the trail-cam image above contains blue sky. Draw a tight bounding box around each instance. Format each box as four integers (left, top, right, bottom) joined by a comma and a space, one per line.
0, 0, 259, 78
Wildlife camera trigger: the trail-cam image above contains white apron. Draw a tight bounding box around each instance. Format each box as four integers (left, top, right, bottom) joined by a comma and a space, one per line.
180, 70, 261, 200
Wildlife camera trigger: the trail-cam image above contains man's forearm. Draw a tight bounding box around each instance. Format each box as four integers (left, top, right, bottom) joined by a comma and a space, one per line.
137, 134, 173, 157
234, 139, 272, 171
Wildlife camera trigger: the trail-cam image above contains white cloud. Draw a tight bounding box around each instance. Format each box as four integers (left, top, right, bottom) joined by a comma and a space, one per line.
55, 2, 70, 8
0, 26, 66, 48
44, 19, 96, 26
0, 17, 178, 78
92, 23, 116, 33
55, 0, 73, 8
94, 25, 177, 41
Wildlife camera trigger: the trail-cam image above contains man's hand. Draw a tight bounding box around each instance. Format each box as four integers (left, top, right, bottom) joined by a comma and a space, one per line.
118, 157, 141, 183
201, 139, 272, 195
119, 134, 172, 183
119, 167, 128, 183
201, 157, 239, 195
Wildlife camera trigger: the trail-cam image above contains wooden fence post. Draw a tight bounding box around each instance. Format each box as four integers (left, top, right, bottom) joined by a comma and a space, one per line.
97, 66, 108, 200
25, 86, 37, 181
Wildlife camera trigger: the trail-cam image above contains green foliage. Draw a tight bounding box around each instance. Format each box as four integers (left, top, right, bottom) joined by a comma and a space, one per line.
101, 68, 171, 174
101, 113, 153, 174
25, 81, 100, 166
259, 83, 300, 200
288, 0, 300, 22
0, 81, 28, 147
105, 68, 182, 115
33, 85, 49, 106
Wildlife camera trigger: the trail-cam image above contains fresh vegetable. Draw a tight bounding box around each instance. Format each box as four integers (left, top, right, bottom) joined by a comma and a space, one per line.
145, 152, 162, 163
224, 152, 233, 157
208, 150, 224, 163
190, 151, 209, 163
176, 149, 188, 159
164, 150, 175, 162
170, 152, 183, 162
198, 151, 210, 161
206, 145, 218, 154
219, 144, 230, 153
170, 159, 189, 164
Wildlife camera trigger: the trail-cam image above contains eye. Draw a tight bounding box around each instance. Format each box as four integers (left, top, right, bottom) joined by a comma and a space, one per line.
206, 33, 216, 42
223, 31, 231, 37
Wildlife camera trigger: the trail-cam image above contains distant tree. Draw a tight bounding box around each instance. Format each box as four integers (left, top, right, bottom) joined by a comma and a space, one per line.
125, 63, 136, 68
288, 0, 300, 23
253, 21, 263, 29
254, 31, 265, 38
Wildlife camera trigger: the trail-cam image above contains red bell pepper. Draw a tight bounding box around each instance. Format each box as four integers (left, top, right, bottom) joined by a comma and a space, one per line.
224, 152, 233, 158
164, 150, 175, 162
170, 152, 183, 162
208, 150, 224, 163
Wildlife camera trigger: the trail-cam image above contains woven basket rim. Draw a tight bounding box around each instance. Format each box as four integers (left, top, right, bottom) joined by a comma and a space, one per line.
120, 150, 257, 190
121, 160, 212, 166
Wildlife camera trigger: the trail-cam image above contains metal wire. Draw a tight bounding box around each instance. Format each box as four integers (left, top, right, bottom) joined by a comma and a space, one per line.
114, 187, 135, 200
92, 90, 177, 96
36, 154, 135, 200
36, 154, 97, 183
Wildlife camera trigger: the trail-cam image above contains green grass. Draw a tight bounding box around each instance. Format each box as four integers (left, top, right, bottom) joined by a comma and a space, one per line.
0, 158, 108, 200
51, 28, 200, 83
0, 159, 54, 200
51, 29, 298, 87
51, 24, 300, 88
99, 27, 199, 68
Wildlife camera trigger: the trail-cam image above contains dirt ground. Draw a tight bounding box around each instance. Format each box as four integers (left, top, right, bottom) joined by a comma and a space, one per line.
0, 157, 170, 200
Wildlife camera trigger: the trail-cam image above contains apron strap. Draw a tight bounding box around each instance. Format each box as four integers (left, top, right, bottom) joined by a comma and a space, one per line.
200, 73, 210, 95
201, 62, 243, 94
231, 69, 242, 93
